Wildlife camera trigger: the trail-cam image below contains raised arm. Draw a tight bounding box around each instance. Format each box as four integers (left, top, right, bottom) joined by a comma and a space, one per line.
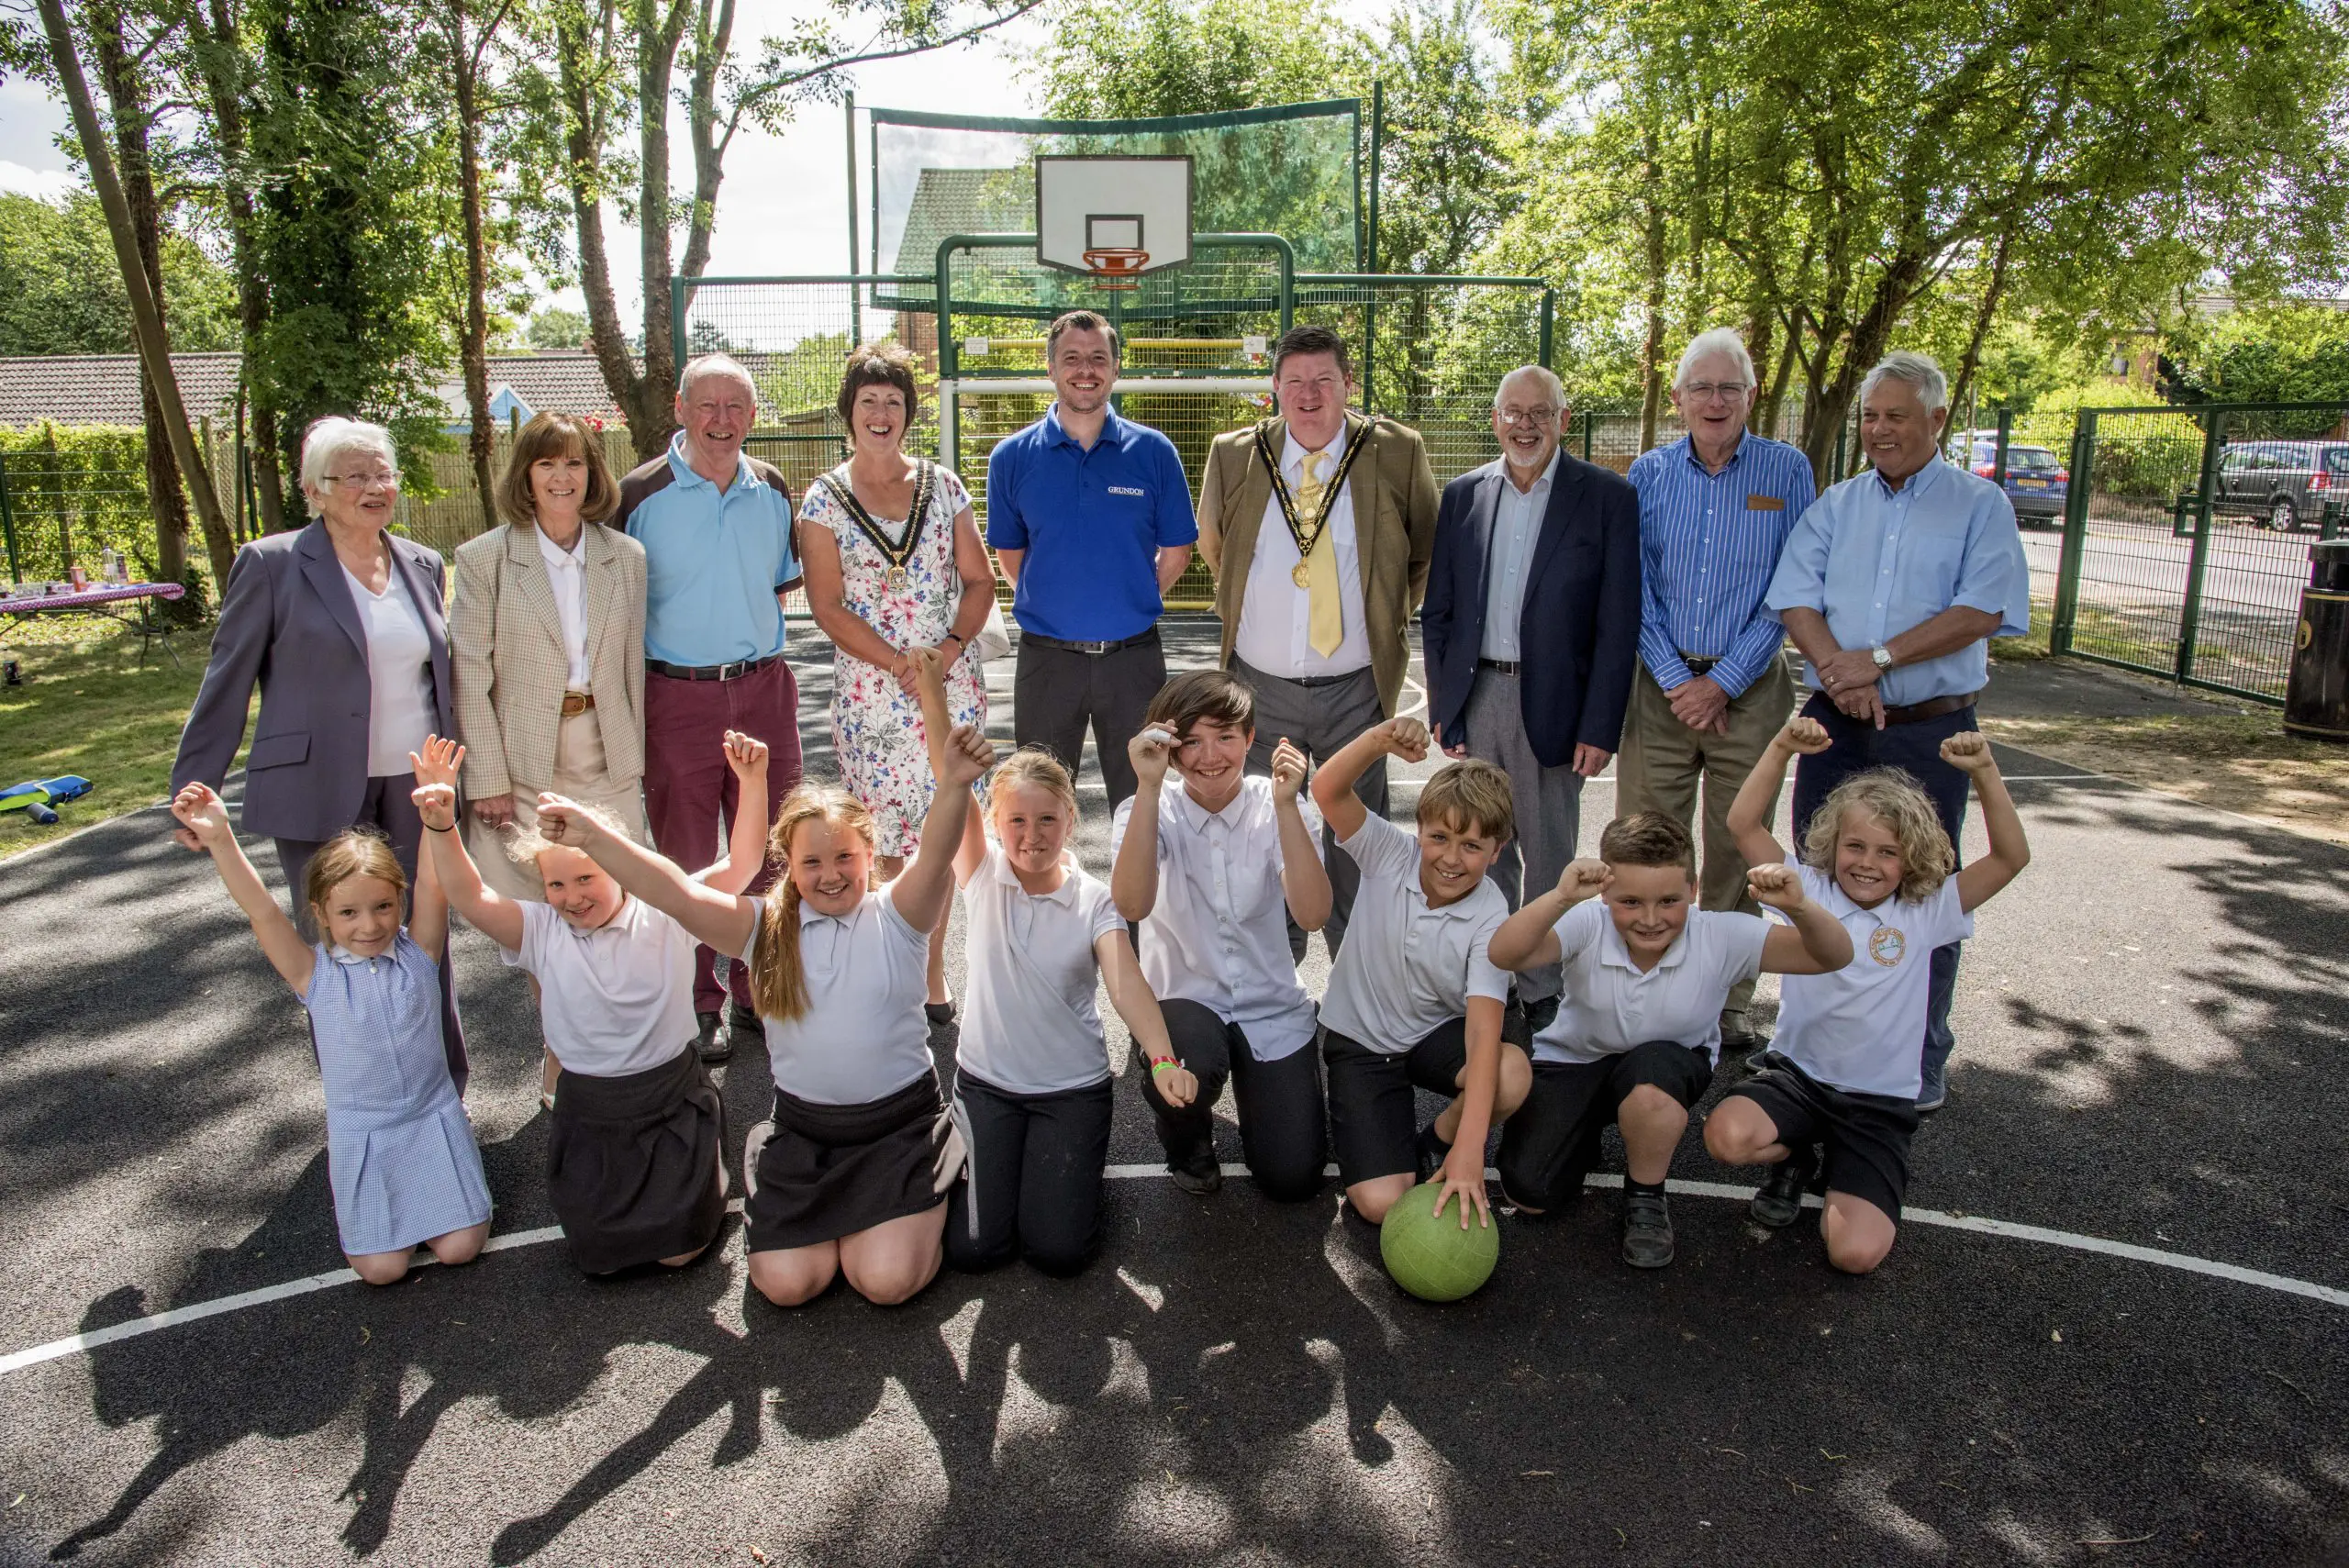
697, 730, 774, 895
410, 736, 526, 953
1097, 929, 1196, 1109
172, 782, 314, 995
1751, 863, 1854, 975
1268, 736, 1330, 933
1943, 732, 2031, 912
891, 648, 992, 935
1726, 716, 1831, 870
1112, 726, 1174, 922
406, 831, 451, 966
1310, 716, 1427, 842
1488, 857, 1608, 973
538, 795, 757, 956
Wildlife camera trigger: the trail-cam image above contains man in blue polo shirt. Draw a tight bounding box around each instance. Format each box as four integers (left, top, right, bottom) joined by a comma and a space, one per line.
987, 309, 1197, 806
616, 351, 803, 1062
1766, 349, 2029, 1113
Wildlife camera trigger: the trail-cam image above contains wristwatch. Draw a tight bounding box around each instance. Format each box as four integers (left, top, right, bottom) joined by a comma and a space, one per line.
1870, 644, 1893, 670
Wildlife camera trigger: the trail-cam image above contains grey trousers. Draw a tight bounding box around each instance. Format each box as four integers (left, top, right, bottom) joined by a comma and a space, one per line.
1229, 655, 1386, 959
1464, 668, 1584, 1004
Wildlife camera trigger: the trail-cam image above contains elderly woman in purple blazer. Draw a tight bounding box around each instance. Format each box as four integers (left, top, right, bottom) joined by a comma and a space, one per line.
172, 416, 466, 1084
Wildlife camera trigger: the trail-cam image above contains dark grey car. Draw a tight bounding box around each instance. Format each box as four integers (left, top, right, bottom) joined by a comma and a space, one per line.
2213, 440, 2349, 531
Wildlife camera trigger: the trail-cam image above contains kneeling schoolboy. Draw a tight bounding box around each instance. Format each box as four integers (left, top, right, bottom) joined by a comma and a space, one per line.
1705, 721, 2029, 1274
1488, 813, 1853, 1267
1310, 717, 1532, 1229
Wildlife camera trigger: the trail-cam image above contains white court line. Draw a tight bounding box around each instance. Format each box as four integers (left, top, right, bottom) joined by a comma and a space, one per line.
6, 1173, 2340, 1380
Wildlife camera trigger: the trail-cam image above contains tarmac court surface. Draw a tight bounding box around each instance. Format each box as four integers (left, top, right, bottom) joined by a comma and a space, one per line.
2, 628, 2344, 1566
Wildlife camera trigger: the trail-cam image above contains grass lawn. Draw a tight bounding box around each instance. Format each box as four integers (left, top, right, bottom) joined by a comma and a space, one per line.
0, 625, 223, 861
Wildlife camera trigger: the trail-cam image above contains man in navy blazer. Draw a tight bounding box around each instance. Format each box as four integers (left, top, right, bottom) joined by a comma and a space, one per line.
1422, 365, 1641, 1026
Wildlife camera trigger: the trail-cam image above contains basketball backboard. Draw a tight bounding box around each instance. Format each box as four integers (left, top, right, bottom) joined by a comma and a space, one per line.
1036, 156, 1194, 285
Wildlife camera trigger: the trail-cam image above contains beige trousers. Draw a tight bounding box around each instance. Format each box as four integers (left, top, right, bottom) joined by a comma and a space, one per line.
1614, 653, 1797, 1018
465, 706, 650, 903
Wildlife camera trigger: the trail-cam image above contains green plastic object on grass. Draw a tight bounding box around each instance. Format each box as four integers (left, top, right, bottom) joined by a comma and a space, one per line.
1379, 1180, 1499, 1302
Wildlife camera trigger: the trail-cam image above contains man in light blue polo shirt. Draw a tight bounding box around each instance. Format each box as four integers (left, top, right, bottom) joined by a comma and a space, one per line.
615, 352, 803, 1061
987, 309, 1196, 806
1765, 350, 2029, 1112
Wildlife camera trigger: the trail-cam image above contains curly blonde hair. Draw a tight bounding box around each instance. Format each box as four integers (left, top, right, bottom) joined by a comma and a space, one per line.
749, 784, 877, 1022
1799, 768, 1954, 902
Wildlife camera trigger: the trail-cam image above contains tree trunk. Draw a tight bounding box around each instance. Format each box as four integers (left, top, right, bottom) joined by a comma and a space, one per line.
558, 0, 666, 458
90, 0, 195, 591
35, 0, 232, 571
448, 1, 499, 516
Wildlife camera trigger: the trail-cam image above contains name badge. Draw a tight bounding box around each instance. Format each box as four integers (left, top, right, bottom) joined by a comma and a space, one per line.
1108, 485, 1147, 497
1746, 494, 1787, 511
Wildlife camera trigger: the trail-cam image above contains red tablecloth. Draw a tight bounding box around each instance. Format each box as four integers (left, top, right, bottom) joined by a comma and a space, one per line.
4, 582, 185, 611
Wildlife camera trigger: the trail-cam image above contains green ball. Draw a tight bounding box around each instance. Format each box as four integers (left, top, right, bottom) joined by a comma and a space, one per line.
1379, 1180, 1500, 1302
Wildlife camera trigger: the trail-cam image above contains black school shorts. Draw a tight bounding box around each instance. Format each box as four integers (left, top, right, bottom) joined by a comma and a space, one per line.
1495, 1040, 1713, 1211
1726, 1055, 1920, 1220
1321, 1018, 1471, 1185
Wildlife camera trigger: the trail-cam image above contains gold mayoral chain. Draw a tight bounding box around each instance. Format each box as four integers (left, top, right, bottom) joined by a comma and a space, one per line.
820, 459, 937, 592
1253, 415, 1372, 588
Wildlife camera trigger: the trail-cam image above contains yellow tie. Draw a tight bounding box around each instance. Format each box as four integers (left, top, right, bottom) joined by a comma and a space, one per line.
1297, 450, 1343, 657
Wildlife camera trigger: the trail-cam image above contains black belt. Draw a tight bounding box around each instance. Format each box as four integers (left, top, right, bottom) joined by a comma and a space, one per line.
646, 651, 782, 682
1881, 691, 1979, 726
1476, 657, 1520, 675
1022, 628, 1158, 657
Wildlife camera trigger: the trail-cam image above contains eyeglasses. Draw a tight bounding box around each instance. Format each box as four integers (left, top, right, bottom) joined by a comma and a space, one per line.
1679, 382, 1753, 403
327, 471, 399, 492
1497, 406, 1561, 427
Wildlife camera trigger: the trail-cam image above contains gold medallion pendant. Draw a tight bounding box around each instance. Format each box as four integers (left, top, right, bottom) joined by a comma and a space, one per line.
1291, 560, 1313, 588
886, 566, 909, 591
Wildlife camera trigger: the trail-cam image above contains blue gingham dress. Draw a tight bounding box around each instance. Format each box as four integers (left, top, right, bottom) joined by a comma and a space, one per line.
301, 934, 494, 1255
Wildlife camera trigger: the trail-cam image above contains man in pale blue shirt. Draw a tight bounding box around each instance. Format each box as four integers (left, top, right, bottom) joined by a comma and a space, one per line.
1765, 350, 2029, 1111
1622, 328, 1817, 1050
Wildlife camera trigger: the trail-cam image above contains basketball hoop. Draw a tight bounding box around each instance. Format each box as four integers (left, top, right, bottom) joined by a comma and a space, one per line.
1081, 247, 1151, 288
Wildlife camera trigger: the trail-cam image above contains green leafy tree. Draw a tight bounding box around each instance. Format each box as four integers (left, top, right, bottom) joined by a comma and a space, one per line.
0, 191, 238, 354
525, 304, 592, 349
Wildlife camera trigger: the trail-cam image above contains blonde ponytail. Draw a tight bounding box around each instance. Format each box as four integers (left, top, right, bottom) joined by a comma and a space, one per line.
748, 784, 879, 1022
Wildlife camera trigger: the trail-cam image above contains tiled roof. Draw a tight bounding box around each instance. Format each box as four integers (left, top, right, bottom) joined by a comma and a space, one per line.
0, 350, 641, 429
889, 167, 1030, 276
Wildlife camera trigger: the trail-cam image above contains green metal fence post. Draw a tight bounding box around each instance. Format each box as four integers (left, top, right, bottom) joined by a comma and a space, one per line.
2175, 409, 2226, 684
0, 455, 19, 582
1366, 80, 1382, 275
670, 275, 690, 378
1538, 289, 1554, 370
845, 95, 862, 350
1991, 407, 2011, 488
2051, 411, 2096, 655
1581, 409, 1594, 463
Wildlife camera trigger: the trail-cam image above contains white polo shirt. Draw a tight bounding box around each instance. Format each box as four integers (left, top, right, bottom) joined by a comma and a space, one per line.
1774, 865, 1972, 1099
1318, 813, 1510, 1051
1109, 777, 1323, 1062
1533, 899, 1769, 1066
501, 896, 697, 1077
740, 891, 933, 1106
959, 846, 1127, 1096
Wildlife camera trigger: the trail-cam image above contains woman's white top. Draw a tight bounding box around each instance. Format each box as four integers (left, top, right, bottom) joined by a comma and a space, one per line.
740, 891, 933, 1106
1108, 776, 1322, 1062
500, 896, 696, 1077
341, 562, 436, 775
958, 845, 1127, 1095
534, 524, 593, 691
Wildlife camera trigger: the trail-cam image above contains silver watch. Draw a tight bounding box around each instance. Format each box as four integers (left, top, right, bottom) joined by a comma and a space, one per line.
1870, 644, 1893, 670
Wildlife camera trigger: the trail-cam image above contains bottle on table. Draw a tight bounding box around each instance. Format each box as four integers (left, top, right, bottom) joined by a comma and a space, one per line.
101, 547, 126, 584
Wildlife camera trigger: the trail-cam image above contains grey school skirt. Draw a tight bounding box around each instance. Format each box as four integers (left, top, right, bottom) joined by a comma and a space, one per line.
744, 1073, 949, 1253
547, 1046, 726, 1273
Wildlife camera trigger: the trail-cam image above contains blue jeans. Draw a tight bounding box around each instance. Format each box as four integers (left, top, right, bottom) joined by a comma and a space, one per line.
1788, 693, 1976, 1099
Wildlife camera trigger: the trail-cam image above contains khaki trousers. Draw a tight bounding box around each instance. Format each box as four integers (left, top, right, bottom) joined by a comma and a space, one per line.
1614, 654, 1797, 1018
465, 706, 650, 903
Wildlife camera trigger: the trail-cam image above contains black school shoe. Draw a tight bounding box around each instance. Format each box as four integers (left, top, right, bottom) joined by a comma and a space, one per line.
696, 1010, 730, 1063
1168, 1149, 1223, 1195
1748, 1146, 1818, 1229
1620, 1188, 1676, 1268
1414, 1123, 1453, 1185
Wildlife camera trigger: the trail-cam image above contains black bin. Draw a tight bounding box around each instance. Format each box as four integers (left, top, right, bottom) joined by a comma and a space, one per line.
2284, 540, 2349, 741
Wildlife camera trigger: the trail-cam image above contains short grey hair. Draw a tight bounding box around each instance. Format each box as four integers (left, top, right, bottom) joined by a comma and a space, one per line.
677, 352, 759, 403
1492, 364, 1566, 412
1674, 328, 1756, 390
298, 417, 399, 517
1860, 350, 1949, 415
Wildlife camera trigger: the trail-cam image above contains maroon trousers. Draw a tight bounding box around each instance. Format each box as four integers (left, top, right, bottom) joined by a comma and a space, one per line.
643, 658, 805, 1012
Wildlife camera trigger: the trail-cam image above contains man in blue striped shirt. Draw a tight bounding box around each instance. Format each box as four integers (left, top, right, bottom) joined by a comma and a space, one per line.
1621, 329, 1817, 1051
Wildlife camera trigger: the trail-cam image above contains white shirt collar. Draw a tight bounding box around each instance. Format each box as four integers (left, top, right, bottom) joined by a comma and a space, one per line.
535, 524, 585, 572
1597, 917, 1691, 973
1281, 421, 1357, 476
1500, 449, 1561, 497
987, 846, 1082, 905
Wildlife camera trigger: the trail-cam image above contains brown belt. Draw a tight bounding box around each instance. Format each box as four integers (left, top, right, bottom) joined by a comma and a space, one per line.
559, 690, 596, 717
1880, 691, 1978, 726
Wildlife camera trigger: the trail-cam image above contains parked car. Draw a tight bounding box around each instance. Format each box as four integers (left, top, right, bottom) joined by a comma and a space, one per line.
2211, 440, 2349, 532
1947, 432, 2068, 526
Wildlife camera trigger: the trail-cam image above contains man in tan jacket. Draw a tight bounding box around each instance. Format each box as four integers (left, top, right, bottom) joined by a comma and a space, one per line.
1197, 323, 1440, 954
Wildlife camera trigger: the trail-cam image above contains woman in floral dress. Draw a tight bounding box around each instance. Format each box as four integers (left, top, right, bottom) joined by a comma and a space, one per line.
798, 341, 998, 1017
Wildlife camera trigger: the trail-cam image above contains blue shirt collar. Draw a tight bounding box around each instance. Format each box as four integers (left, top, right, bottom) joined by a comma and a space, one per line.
1044, 403, 1127, 450
1673, 431, 1748, 474
665, 430, 759, 493
1868, 449, 1946, 501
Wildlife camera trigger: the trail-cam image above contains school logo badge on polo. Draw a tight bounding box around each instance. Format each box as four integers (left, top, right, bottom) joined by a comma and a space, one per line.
1108, 485, 1147, 497
1869, 927, 1907, 967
